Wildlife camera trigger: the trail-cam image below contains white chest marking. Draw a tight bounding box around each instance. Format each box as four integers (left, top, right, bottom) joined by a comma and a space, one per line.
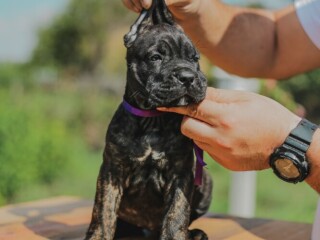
135, 146, 166, 162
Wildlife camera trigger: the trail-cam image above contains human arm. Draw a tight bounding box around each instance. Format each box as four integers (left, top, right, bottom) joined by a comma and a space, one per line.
122, 0, 320, 79
306, 128, 320, 193
158, 87, 320, 193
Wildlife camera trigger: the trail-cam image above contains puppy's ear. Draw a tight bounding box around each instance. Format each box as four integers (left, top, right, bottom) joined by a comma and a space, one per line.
124, 0, 175, 48
124, 10, 152, 48
151, 0, 174, 25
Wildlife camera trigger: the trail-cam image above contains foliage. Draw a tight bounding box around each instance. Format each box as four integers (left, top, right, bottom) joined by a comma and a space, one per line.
206, 154, 318, 223
0, 62, 121, 205
31, 0, 132, 75
0, 87, 70, 204
0, 65, 317, 221
1, 0, 320, 224
0, 63, 34, 89
260, 79, 298, 112
280, 69, 320, 122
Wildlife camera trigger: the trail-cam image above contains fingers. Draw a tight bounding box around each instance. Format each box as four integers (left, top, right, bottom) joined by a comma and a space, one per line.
157, 104, 197, 117
122, 0, 152, 12
180, 116, 216, 142
157, 99, 223, 124
205, 87, 251, 103
193, 139, 240, 171
122, 0, 140, 12
141, 0, 153, 9
193, 140, 221, 162
157, 87, 256, 126
193, 140, 231, 169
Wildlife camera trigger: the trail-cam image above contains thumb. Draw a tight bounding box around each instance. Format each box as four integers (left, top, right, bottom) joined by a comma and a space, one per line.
157, 99, 224, 123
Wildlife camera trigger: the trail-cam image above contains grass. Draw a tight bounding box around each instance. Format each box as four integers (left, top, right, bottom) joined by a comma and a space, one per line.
205, 155, 318, 223
14, 138, 102, 203
14, 148, 317, 223
4, 84, 318, 224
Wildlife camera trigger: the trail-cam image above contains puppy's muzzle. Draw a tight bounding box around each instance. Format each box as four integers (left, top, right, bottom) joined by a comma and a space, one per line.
173, 68, 197, 87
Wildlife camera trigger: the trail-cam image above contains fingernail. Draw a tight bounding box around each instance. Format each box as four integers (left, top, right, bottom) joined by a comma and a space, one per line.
157, 107, 168, 111
142, 0, 152, 9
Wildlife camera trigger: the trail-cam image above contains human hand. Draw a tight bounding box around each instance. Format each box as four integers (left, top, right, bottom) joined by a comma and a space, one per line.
122, 0, 217, 55
122, 0, 204, 20
122, 0, 151, 13
158, 87, 301, 171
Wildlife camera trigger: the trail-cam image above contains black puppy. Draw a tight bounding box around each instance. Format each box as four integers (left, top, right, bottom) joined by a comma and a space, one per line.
85, 1, 212, 239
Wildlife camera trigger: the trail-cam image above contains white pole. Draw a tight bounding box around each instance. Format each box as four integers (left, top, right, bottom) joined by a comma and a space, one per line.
228, 172, 257, 217
214, 67, 259, 218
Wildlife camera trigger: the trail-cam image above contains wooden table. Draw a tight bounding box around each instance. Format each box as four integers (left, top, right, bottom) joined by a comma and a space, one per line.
0, 196, 312, 240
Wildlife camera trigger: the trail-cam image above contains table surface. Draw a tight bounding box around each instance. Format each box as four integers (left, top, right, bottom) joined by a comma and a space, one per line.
0, 196, 312, 240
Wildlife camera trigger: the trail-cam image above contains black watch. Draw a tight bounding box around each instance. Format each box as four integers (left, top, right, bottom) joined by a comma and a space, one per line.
269, 118, 318, 183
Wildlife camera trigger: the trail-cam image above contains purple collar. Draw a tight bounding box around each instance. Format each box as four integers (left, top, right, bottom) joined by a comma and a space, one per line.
122, 99, 163, 117
122, 99, 207, 185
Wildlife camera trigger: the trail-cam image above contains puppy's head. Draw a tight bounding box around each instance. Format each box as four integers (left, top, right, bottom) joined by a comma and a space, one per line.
124, 0, 207, 109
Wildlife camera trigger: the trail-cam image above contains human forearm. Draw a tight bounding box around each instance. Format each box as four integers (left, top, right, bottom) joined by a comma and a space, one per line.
124, 0, 320, 78
158, 88, 320, 193
306, 128, 320, 194
173, 0, 276, 77
124, 0, 275, 77
168, 0, 320, 79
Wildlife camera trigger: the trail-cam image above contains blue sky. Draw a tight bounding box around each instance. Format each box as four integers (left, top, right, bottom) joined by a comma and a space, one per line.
0, 0, 69, 62
0, 0, 291, 63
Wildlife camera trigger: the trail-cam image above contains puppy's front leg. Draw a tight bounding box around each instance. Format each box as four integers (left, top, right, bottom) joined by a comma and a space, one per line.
85, 161, 123, 240
160, 173, 193, 240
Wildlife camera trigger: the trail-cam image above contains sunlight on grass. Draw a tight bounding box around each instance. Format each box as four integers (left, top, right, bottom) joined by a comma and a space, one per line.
205, 153, 318, 223
2, 85, 317, 224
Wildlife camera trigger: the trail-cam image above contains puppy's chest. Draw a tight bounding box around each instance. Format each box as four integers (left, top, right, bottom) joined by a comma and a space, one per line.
107, 109, 194, 189
125, 142, 168, 190
126, 132, 190, 173
108, 109, 191, 168
132, 143, 167, 166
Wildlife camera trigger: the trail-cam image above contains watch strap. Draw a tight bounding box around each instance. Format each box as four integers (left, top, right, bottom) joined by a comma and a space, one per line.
270, 118, 318, 183
284, 119, 318, 154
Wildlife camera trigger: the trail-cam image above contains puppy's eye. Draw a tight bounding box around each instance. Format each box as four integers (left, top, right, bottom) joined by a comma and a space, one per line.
150, 54, 163, 62
192, 54, 200, 62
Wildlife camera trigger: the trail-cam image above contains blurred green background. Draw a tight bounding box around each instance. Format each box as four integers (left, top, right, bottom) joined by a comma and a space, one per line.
0, 0, 319, 224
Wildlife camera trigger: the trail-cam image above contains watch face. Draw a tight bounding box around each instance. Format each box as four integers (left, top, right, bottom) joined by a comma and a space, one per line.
274, 158, 300, 179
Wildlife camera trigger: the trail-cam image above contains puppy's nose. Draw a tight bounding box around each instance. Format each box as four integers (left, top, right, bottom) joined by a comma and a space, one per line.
176, 70, 196, 86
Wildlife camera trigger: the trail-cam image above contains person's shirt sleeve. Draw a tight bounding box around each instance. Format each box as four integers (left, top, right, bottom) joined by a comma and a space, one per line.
295, 0, 320, 50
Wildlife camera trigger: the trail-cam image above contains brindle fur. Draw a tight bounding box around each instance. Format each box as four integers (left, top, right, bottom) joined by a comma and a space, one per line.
85, 1, 212, 239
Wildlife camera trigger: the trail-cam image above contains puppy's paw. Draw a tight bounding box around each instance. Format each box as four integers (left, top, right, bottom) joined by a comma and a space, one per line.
188, 228, 208, 240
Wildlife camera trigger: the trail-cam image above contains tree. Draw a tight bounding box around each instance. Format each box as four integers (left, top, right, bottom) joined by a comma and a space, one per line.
31, 0, 130, 75
280, 69, 320, 123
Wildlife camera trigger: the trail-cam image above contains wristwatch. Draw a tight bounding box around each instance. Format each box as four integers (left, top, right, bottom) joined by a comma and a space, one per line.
269, 118, 318, 183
